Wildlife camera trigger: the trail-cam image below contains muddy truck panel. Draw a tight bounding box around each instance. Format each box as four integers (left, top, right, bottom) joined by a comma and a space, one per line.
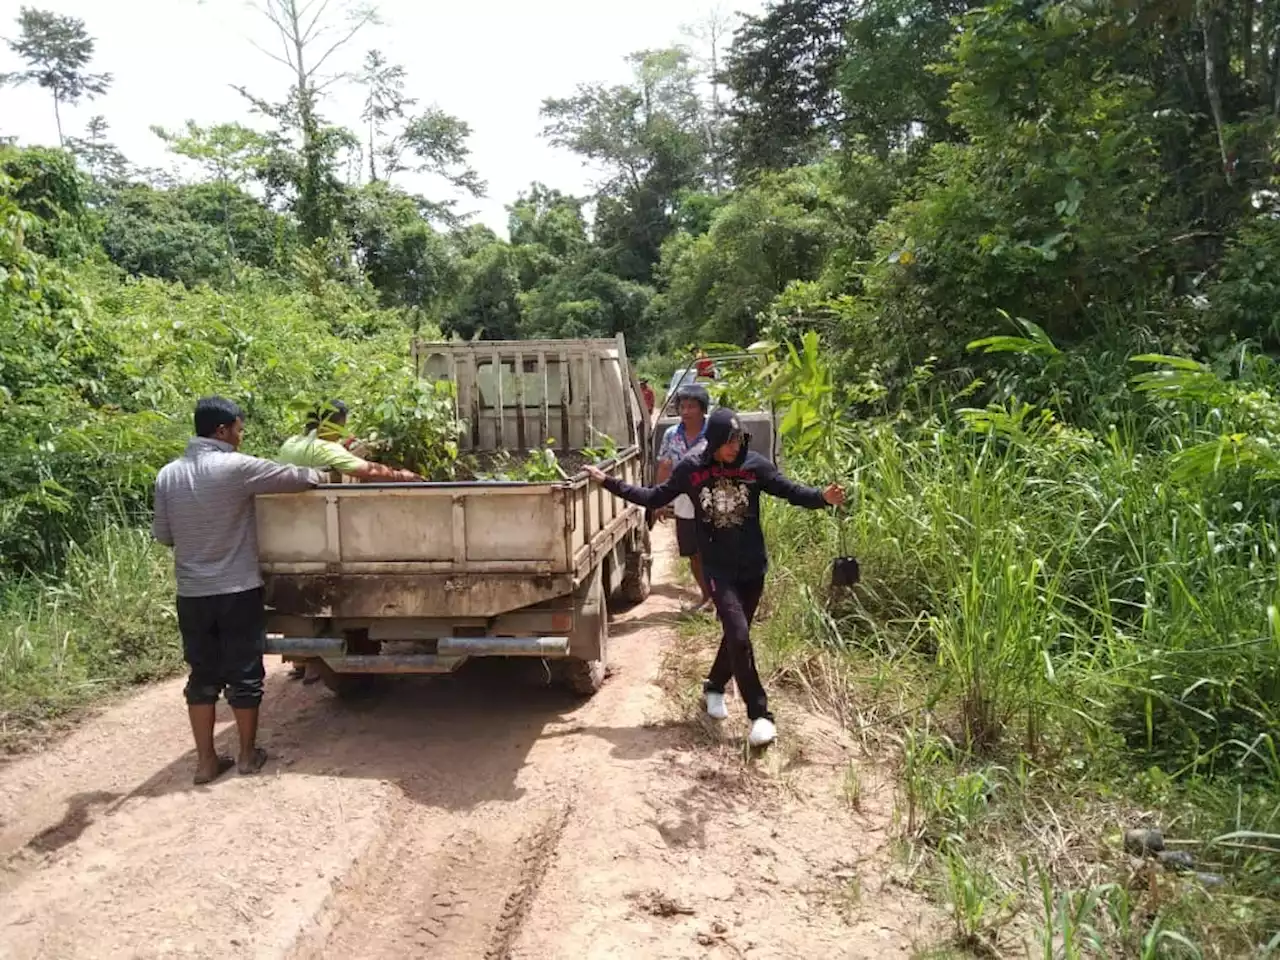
256, 335, 652, 697
257, 454, 644, 612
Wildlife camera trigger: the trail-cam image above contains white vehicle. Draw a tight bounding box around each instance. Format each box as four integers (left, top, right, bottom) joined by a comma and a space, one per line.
652, 352, 780, 466
256, 337, 652, 698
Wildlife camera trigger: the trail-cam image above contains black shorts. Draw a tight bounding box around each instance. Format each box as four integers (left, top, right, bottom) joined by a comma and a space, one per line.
676, 518, 699, 558
176, 588, 267, 709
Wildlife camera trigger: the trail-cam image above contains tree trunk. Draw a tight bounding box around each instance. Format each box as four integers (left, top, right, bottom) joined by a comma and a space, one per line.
286, 0, 325, 244
52, 94, 63, 147
1201, 2, 1233, 180
1244, 0, 1256, 83
708, 20, 723, 193
1270, 14, 1280, 113
298, 97, 325, 244
221, 177, 237, 289
1262, 0, 1275, 99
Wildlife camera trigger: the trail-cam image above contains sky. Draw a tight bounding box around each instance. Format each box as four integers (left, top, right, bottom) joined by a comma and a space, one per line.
0, 0, 763, 236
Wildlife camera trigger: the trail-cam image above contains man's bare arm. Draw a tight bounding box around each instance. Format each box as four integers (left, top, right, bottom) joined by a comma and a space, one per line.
350, 460, 421, 482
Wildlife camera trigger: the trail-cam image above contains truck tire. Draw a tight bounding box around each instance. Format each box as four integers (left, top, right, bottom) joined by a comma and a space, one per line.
561, 629, 607, 695
316, 628, 381, 700
313, 660, 379, 700
618, 529, 652, 606
560, 565, 608, 696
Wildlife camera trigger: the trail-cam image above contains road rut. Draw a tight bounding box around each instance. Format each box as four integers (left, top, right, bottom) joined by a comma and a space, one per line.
0, 527, 935, 959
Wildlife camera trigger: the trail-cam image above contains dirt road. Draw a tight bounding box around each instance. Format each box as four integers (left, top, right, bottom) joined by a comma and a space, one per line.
0, 528, 935, 959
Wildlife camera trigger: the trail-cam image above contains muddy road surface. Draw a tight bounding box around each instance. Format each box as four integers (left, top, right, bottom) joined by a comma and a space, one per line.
0, 528, 935, 959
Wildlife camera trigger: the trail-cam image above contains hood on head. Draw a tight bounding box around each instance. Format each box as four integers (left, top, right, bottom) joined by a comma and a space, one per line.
702, 407, 749, 462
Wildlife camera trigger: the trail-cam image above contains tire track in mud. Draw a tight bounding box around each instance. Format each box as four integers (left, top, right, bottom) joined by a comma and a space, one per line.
0, 526, 942, 959
485, 803, 572, 960
290, 797, 573, 960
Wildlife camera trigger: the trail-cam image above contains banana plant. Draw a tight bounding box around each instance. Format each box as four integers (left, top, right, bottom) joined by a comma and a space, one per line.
1131, 353, 1280, 482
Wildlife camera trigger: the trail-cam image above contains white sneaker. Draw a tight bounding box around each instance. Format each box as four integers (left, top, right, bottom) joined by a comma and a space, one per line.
748, 718, 777, 747
705, 691, 729, 720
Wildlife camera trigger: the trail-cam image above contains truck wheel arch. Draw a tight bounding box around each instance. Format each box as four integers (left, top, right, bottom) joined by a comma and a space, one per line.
560, 563, 608, 696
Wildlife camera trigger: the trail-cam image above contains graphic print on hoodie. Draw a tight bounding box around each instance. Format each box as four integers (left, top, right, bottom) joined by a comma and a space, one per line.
603, 408, 831, 579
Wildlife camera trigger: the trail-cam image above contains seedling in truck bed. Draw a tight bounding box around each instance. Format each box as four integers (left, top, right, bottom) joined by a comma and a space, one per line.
584, 430, 620, 464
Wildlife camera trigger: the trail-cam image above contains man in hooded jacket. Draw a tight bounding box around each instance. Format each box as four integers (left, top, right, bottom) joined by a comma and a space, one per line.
586, 407, 844, 746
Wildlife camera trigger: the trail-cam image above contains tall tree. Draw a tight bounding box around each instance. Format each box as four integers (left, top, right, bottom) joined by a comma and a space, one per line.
153, 122, 270, 193
237, 0, 379, 243
508, 183, 587, 257
357, 48, 411, 183
66, 115, 129, 186
721, 0, 855, 175
543, 48, 705, 198
442, 241, 524, 341
506, 183, 588, 291
519, 249, 652, 342
349, 48, 484, 219
342, 181, 458, 316
840, 0, 974, 155
542, 48, 708, 282
396, 109, 485, 202
681, 7, 739, 191
153, 121, 272, 282
1, 7, 111, 145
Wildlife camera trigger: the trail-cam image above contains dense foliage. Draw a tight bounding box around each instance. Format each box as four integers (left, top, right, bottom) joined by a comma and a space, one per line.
6, 0, 1280, 950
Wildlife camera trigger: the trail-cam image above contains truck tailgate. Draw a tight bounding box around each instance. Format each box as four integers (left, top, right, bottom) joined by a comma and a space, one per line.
256, 447, 643, 581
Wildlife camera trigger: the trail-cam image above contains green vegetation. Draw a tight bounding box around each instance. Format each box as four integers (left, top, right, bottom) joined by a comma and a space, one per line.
725, 337, 1280, 955
7, 0, 1280, 951
0, 517, 179, 751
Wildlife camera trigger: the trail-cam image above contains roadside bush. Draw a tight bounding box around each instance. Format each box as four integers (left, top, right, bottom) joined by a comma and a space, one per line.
0, 518, 179, 751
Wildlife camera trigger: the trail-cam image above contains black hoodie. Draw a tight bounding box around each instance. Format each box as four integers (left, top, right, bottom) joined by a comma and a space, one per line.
603, 408, 830, 579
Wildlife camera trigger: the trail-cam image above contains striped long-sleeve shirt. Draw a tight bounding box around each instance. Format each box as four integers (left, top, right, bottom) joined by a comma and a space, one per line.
153, 437, 319, 597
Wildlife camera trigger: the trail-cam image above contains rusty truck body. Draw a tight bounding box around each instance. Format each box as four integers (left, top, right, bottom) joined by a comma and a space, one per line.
256, 336, 652, 697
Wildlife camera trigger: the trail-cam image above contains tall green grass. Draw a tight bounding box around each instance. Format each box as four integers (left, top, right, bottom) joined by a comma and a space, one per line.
0, 515, 181, 752
765, 410, 1280, 778
754, 401, 1280, 953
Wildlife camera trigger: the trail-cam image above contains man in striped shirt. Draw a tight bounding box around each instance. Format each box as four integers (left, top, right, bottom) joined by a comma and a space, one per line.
153, 397, 320, 785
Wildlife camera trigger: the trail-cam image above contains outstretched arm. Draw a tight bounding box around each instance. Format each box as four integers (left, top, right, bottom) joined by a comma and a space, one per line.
241, 457, 320, 494
756, 460, 844, 509
301, 437, 419, 482
349, 459, 421, 482
584, 463, 685, 509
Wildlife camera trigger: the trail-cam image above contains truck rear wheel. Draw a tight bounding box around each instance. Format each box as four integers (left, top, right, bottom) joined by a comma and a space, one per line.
316, 628, 381, 700
617, 529, 652, 606
561, 632, 607, 695
560, 565, 608, 696
313, 660, 379, 700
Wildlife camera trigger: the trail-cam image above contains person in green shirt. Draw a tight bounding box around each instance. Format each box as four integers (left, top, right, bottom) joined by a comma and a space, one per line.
277, 400, 420, 483
278, 400, 419, 681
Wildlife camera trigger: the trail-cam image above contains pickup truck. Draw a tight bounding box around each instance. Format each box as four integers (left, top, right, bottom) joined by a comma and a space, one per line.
256, 336, 652, 698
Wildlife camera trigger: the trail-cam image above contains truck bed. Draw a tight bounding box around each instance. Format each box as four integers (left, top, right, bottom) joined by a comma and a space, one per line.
256, 448, 644, 619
